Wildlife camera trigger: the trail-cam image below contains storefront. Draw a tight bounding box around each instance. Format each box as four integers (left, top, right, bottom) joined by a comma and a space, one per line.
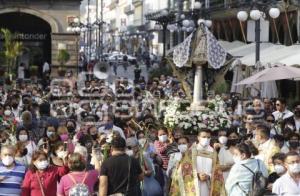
0, 0, 82, 76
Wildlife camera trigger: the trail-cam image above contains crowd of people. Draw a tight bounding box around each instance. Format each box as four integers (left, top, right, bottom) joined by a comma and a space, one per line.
0, 69, 300, 196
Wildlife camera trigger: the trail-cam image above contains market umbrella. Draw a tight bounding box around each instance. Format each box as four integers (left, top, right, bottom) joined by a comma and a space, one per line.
236, 65, 300, 85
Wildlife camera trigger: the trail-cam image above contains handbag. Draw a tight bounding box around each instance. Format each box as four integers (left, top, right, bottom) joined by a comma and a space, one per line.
36, 173, 46, 196
109, 157, 132, 196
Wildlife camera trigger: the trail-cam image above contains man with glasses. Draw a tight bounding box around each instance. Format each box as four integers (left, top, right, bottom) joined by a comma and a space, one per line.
272, 98, 294, 122
272, 151, 300, 195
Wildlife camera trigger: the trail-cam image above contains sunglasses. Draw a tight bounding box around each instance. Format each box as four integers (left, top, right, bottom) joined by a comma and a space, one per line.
267, 120, 274, 123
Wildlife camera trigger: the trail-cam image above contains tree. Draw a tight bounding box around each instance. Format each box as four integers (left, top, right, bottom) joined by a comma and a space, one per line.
0, 28, 23, 76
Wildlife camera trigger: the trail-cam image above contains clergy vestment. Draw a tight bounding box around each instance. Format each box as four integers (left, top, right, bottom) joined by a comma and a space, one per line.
169, 143, 225, 196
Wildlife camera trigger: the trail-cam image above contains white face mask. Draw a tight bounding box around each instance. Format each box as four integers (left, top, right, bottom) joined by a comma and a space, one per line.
19, 135, 28, 142
96, 111, 102, 118
4, 110, 11, 116
35, 160, 49, 170
2, 156, 14, 166
138, 138, 147, 147
56, 151, 68, 159
288, 163, 300, 174
158, 135, 168, 143
178, 144, 188, 153
274, 164, 286, 174
233, 155, 242, 164
218, 136, 228, 145
199, 138, 210, 147
126, 150, 134, 156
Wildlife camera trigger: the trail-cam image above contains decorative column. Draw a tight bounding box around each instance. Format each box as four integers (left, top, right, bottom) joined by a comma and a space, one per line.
191, 64, 205, 110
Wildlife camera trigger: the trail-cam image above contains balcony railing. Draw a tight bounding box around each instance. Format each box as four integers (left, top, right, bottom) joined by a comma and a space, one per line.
124, 5, 134, 15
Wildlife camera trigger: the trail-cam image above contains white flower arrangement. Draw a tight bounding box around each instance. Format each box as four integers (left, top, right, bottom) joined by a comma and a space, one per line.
163, 96, 231, 134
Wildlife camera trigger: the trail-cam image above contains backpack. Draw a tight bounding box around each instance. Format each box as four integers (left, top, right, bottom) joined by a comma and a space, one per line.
68, 172, 90, 196
240, 159, 267, 196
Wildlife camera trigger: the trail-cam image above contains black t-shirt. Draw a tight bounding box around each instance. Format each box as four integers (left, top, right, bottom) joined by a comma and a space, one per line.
267, 172, 280, 184
100, 154, 142, 195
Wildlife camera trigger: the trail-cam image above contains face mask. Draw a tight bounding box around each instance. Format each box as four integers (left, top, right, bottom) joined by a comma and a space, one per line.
295, 111, 300, 117
274, 164, 285, 174
56, 151, 68, 159
233, 155, 242, 164
47, 131, 54, 138
289, 141, 299, 148
60, 134, 69, 142
158, 135, 168, 143
2, 156, 14, 166
126, 150, 134, 156
232, 120, 241, 127
67, 126, 75, 133
178, 144, 188, 153
4, 110, 11, 116
227, 139, 239, 147
35, 160, 49, 170
96, 111, 102, 117
199, 138, 210, 147
104, 122, 113, 130
288, 163, 300, 174
19, 134, 28, 142
91, 133, 97, 140
218, 136, 228, 145
138, 138, 146, 147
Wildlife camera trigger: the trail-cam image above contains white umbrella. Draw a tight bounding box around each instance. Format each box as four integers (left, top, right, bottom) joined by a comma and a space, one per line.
236, 65, 300, 85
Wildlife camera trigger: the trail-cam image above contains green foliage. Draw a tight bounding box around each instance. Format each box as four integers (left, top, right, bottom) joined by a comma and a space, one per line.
215, 81, 230, 94
0, 28, 23, 75
57, 49, 70, 66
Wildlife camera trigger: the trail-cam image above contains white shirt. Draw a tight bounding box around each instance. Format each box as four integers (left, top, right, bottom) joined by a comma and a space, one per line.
272, 173, 300, 195
43, 62, 50, 73
272, 109, 294, 121
18, 66, 24, 79
218, 147, 234, 181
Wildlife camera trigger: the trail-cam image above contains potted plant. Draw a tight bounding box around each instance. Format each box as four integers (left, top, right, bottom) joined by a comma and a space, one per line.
0, 29, 23, 77
57, 49, 70, 77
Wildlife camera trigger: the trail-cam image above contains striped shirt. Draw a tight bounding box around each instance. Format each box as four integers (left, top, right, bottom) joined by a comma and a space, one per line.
0, 162, 26, 196
154, 141, 169, 170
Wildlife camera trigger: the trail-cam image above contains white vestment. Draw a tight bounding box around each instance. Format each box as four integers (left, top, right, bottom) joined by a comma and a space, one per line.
196, 144, 214, 196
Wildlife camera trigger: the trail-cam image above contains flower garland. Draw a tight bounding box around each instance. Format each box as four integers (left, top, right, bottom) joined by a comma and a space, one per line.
163, 96, 231, 134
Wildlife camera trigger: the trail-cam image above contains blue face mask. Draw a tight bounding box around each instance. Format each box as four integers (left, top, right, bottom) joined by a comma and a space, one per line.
47, 131, 54, 138
104, 122, 113, 130
232, 120, 241, 127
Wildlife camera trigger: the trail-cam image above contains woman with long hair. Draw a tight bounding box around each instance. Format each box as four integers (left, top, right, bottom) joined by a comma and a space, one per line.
21, 150, 69, 196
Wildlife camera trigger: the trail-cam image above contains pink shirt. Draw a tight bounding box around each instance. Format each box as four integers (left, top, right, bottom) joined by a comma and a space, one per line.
57, 170, 99, 196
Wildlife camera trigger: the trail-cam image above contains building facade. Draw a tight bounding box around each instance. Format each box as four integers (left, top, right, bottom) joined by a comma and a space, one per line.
0, 0, 82, 74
